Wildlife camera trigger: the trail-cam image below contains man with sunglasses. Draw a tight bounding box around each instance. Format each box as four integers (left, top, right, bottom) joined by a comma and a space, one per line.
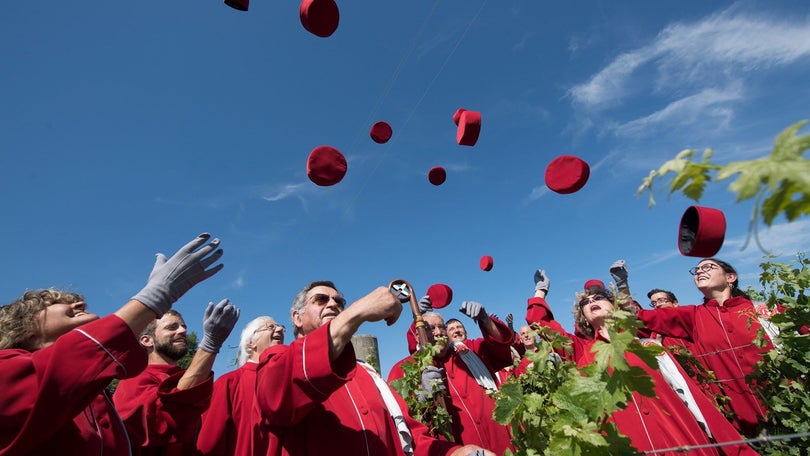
255, 281, 494, 456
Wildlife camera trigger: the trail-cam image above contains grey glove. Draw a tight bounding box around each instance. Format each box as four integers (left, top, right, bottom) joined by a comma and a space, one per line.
417, 366, 446, 402
609, 260, 629, 290
505, 313, 514, 330
418, 295, 432, 314
199, 299, 240, 354
534, 269, 550, 293
460, 301, 485, 321
132, 233, 224, 317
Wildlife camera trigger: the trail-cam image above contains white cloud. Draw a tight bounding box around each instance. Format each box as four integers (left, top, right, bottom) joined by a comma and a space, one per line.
721, 218, 810, 266
259, 183, 310, 203
525, 185, 549, 202
569, 7, 810, 115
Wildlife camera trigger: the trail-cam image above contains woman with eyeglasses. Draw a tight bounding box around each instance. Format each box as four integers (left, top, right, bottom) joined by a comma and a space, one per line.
526, 269, 756, 455
197, 316, 286, 455
636, 258, 776, 438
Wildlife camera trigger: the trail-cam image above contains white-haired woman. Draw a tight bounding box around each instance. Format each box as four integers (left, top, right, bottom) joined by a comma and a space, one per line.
197, 316, 285, 455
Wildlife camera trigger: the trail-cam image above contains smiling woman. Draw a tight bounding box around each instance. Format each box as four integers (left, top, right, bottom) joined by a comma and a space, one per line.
0, 289, 94, 351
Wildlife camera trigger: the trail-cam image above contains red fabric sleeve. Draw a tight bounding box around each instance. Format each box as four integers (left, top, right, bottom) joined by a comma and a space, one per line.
0, 315, 146, 454
114, 364, 213, 450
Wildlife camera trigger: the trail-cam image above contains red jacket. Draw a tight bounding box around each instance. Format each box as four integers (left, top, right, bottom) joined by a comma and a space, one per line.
637, 296, 772, 437
389, 319, 514, 454
527, 297, 756, 456
114, 363, 213, 455
197, 362, 271, 456
0, 315, 146, 455
255, 322, 460, 456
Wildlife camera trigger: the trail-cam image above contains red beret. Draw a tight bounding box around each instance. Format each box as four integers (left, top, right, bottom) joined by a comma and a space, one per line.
426, 283, 453, 309
452, 108, 467, 126
428, 166, 447, 186
678, 206, 726, 257
544, 155, 590, 194
583, 279, 605, 290
456, 110, 481, 146
307, 145, 347, 186
369, 121, 393, 144
479, 255, 494, 271
224, 0, 248, 11
299, 0, 339, 38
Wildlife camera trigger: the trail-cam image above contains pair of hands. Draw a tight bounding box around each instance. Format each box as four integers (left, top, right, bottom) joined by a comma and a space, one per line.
532, 260, 629, 292
418, 296, 487, 321
133, 233, 239, 354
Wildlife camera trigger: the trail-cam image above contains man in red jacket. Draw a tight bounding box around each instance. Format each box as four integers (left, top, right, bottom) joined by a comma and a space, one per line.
0, 233, 224, 455
255, 280, 494, 456
114, 300, 239, 456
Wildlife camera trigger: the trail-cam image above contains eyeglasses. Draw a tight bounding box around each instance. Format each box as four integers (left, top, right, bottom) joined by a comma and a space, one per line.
650, 297, 671, 307
689, 263, 720, 276
579, 294, 609, 307
426, 323, 446, 331
308, 293, 346, 308
255, 323, 285, 334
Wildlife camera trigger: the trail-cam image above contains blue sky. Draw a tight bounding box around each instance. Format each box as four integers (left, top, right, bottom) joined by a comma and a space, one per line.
2, 0, 809, 377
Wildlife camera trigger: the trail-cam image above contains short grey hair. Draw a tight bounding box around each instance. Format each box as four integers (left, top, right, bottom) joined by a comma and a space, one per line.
290, 281, 338, 338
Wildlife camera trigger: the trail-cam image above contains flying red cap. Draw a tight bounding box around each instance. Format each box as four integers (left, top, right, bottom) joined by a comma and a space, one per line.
369, 121, 393, 144
583, 279, 605, 290
428, 166, 447, 186
426, 283, 453, 309
224, 0, 248, 11
678, 206, 726, 257
299, 0, 339, 38
307, 145, 347, 186
456, 110, 481, 146
479, 255, 494, 271
545, 155, 590, 194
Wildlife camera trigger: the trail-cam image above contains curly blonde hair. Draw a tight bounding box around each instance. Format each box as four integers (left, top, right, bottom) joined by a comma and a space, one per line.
0, 289, 84, 351
572, 285, 636, 339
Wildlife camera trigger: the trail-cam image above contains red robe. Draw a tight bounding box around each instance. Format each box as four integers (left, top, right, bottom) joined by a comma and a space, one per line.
255, 322, 460, 456
527, 297, 757, 456
637, 296, 773, 437
389, 320, 514, 454
0, 315, 146, 455
197, 362, 271, 456
114, 363, 213, 456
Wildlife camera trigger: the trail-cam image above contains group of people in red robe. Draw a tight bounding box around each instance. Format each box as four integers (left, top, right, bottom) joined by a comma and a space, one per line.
0, 230, 783, 455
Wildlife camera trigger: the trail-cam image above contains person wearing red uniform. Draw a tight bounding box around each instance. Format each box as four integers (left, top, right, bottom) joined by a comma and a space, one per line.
114, 299, 239, 456
196, 316, 285, 456
255, 280, 495, 456
0, 233, 224, 455
636, 258, 775, 437
527, 269, 757, 455
388, 299, 514, 455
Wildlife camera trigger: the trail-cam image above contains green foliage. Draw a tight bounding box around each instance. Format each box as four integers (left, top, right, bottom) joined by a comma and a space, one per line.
178, 331, 198, 370
746, 254, 810, 455
389, 340, 454, 441
494, 316, 661, 456
637, 120, 810, 250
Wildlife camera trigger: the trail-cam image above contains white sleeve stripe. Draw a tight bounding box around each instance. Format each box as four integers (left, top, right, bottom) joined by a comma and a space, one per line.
74, 328, 128, 377
301, 337, 328, 397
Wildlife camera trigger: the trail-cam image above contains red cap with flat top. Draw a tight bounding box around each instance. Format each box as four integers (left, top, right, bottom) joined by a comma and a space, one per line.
479, 255, 494, 271
426, 283, 453, 309
428, 166, 447, 186
678, 206, 726, 257
307, 146, 347, 186
299, 0, 339, 38
456, 110, 481, 146
545, 155, 590, 194
370, 121, 392, 144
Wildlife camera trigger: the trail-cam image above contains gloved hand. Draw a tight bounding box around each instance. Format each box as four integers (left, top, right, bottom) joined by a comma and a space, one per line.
132, 233, 224, 317
609, 260, 629, 290
460, 301, 486, 321
417, 366, 446, 402
534, 269, 550, 293
199, 299, 240, 354
418, 295, 432, 314
505, 313, 514, 330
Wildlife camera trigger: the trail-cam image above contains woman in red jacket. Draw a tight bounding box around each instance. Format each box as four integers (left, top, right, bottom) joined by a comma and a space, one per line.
636, 258, 775, 437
